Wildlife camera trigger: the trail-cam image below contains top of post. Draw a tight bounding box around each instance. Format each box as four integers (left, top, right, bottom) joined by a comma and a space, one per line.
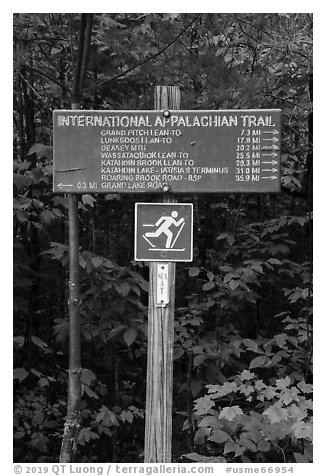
154, 86, 181, 110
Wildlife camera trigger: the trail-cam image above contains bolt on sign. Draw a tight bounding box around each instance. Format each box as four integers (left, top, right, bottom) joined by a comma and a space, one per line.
134, 203, 193, 262
53, 109, 281, 194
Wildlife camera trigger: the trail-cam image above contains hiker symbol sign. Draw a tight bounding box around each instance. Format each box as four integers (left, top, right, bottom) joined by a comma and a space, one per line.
134, 203, 193, 262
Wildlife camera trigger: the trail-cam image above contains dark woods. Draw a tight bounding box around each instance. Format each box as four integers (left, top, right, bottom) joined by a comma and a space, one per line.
13, 13, 312, 463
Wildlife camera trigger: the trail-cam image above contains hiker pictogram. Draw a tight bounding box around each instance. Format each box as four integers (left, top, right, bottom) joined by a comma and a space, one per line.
143, 211, 185, 249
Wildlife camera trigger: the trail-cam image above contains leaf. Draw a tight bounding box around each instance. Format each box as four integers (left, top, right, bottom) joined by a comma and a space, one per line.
124, 328, 137, 347
217, 232, 229, 240
224, 441, 239, 454
39, 210, 55, 224
249, 355, 267, 369
294, 452, 310, 463
297, 381, 313, 394
84, 386, 99, 399
291, 421, 313, 440
115, 281, 131, 296
13, 368, 28, 382
27, 143, 53, 160
219, 405, 243, 421
30, 435, 49, 453
173, 346, 184, 360
219, 264, 233, 272
274, 333, 288, 348
275, 376, 291, 390
268, 258, 283, 265
105, 193, 121, 200
184, 452, 226, 463
228, 279, 240, 291
239, 434, 257, 452
239, 369, 256, 381
193, 354, 206, 367
13, 336, 25, 346
120, 410, 133, 423
243, 339, 260, 353
82, 194, 97, 207
217, 232, 234, 245
82, 368, 97, 386
191, 379, 202, 397
78, 427, 100, 445
31, 368, 42, 378
208, 381, 237, 397
31, 335, 49, 350
209, 429, 231, 443
224, 53, 233, 64
251, 262, 264, 274
15, 209, 29, 222
280, 387, 300, 405
52, 208, 63, 217
91, 256, 103, 268
194, 426, 211, 444
194, 395, 215, 415
53, 318, 69, 342
203, 281, 215, 291
189, 267, 200, 277
14, 174, 28, 191
182, 452, 203, 462
199, 415, 219, 428
287, 404, 307, 421
95, 406, 118, 426
263, 404, 288, 424
257, 440, 271, 452
262, 386, 277, 400
34, 410, 44, 425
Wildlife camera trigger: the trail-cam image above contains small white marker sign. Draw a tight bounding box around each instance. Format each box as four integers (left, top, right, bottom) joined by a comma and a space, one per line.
156, 264, 170, 307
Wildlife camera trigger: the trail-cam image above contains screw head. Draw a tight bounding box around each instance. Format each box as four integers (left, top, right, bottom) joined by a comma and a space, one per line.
163, 109, 170, 118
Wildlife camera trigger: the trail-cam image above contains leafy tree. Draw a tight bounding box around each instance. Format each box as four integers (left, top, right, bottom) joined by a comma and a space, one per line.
13, 13, 312, 463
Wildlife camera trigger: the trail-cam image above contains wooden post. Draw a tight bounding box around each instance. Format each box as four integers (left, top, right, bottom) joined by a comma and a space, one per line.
144, 86, 180, 463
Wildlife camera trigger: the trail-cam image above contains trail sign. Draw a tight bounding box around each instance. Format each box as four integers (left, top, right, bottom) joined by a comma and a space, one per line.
134, 203, 193, 262
53, 109, 281, 194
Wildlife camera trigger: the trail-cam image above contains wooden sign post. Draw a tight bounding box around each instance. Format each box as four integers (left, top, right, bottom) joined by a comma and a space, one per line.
53, 89, 281, 463
144, 86, 180, 462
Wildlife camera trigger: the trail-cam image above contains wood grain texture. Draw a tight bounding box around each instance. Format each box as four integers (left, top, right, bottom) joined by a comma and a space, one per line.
144, 86, 180, 462
144, 262, 175, 462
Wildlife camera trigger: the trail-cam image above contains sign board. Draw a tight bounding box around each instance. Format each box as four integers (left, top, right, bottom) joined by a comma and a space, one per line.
53, 109, 281, 194
134, 203, 193, 262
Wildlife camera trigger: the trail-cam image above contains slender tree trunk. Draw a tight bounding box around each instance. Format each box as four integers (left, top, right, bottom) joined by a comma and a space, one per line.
60, 192, 81, 462
59, 13, 93, 463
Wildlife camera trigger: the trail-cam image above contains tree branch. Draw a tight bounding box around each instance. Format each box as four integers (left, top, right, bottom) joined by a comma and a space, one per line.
23, 65, 69, 93
79, 14, 93, 92
71, 13, 86, 105
83, 15, 200, 94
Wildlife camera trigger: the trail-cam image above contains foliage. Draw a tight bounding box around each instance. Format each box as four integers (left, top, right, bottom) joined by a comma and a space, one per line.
13, 13, 312, 463
190, 315, 312, 463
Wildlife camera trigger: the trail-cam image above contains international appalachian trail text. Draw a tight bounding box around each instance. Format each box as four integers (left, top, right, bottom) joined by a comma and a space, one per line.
57, 114, 276, 129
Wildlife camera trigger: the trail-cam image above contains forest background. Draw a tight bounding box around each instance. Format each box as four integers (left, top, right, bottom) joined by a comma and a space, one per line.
9, 7, 320, 466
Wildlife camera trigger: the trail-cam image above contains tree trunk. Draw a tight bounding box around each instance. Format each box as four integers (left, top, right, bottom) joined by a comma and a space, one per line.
59, 13, 93, 463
